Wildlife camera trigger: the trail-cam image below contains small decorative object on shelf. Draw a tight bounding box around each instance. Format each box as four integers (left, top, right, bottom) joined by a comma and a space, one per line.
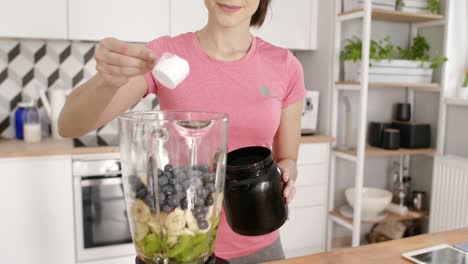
341, 35, 447, 84
458, 69, 468, 99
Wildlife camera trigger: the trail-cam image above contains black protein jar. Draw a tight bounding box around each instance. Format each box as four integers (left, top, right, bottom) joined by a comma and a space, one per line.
224, 146, 288, 236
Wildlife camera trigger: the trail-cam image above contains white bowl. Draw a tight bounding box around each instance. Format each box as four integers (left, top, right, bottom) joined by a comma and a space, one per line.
345, 187, 392, 217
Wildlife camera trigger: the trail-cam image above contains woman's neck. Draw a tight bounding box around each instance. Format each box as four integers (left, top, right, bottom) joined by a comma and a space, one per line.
197, 24, 253, 61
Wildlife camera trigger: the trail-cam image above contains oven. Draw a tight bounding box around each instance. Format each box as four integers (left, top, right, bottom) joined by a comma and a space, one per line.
73, 154, 135, 262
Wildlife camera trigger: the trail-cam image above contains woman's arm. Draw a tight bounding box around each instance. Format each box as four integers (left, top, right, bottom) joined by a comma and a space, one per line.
273, 100, 304, 203
58, 38, 156, 138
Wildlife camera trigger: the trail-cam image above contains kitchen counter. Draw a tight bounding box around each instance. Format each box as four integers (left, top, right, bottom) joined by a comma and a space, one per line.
0, 135, 334, 158
265, 228, 468, 264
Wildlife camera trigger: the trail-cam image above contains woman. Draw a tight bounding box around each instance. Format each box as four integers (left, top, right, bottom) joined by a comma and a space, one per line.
59, 0, 305, 262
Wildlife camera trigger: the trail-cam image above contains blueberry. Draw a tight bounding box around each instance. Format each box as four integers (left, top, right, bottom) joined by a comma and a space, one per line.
205, 195, 214, 206
161, 185, 175, 195
191, 170, 202, 178
162, 204, 173, 213
135, 186, 149, 200
195, 212, 205, 222
202, 173, 215, 184
178, 191, 187, 200
195, 197, 205, 206
174, 183, 183, 192
205, 183, 216, 194
169, 178, 177, 185
164, 164, 174, 173
165, 171, 173, 179
201, 206, 209, 214
198, 164, 210, 173
201, 188, 210, 198
168, 195, 179, 207
181, 199, 188, 210
158, 175, 169, 186
159, 192, 166, 203
198, 219, 209, 230
193, 206, 203, 214
157, 169, 164, 177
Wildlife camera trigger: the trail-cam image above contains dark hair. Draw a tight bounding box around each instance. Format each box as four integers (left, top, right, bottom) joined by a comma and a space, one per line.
250, 0, 271, 27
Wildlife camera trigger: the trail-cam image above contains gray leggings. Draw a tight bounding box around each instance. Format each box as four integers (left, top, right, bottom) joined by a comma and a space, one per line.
227, 238, 285, 264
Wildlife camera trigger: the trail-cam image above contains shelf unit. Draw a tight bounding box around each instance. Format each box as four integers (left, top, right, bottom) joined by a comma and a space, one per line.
330, 210, 429, 227
327, 0, 448, 249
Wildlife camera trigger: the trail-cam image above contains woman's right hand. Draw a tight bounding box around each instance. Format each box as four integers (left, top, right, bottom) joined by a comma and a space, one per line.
94, 37, 157, 88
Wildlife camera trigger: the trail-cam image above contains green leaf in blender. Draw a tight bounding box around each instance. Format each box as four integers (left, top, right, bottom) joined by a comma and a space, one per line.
141, 233, 161, 256
168, 235, 192, 258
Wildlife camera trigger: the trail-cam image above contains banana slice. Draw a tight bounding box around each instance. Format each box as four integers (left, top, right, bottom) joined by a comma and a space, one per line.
132, 199, 151, 223
167, 235, 178, 247
147, 215, 161, 234
141, 175, 148, 186
134, 222, 149, 242
205, 205, 214, 220
165, 208, 186, 233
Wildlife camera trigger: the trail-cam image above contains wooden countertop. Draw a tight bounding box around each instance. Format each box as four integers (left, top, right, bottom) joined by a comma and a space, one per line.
0, 135, 334, 158
266, 228, 468, 264
0, 138, 119, 158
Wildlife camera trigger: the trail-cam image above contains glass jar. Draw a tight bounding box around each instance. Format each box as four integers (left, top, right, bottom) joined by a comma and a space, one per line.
22, 103, 41, 143
119, 111, 228, 264
224, 146, 288, 236
14, 101, 32, 140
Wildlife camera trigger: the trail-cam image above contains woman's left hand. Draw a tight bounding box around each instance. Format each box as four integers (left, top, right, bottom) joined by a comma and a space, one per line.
278, 159, 297, 204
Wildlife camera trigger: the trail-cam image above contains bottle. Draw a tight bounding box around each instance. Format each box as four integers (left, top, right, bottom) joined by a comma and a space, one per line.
14, 101, 34, 140
23, 102, 42, 143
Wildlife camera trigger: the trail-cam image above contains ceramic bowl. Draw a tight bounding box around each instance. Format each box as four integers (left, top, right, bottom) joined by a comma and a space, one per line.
345, 187, 392, 217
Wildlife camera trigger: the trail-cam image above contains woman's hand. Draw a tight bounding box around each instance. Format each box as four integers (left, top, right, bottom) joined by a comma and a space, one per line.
94, 37, 157, 88
278, 159, 297, 204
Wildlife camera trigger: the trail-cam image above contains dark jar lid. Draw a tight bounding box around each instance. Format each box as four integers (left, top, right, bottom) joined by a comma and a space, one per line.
226, 146, 274, 180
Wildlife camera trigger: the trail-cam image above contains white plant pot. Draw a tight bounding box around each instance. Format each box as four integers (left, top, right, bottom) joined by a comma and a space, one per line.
344, 0, 396, 12
344, 59, 433, 83
401, 6, 430, 14
457, 87, 468, 100
402, 0, 429, 8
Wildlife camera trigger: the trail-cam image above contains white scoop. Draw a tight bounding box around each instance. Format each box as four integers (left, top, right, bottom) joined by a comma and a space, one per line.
152, 52, 190, 89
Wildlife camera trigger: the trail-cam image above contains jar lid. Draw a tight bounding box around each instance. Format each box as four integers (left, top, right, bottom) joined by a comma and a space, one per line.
226, 146, 274, 179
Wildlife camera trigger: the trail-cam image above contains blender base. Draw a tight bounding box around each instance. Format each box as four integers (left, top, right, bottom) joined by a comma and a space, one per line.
135, 255, 229, 264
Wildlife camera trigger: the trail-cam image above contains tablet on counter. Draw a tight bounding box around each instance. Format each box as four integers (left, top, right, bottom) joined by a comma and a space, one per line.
402, 244, 468, 264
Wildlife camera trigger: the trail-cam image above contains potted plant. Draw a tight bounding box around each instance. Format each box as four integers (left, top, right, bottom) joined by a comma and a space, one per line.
395, 0, 441, 14
344, 0, 397, 12
458, 69, 468, 99
341, 35, 447, 84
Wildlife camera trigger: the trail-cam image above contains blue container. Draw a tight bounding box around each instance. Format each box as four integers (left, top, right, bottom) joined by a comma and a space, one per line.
14, 102, 33, 140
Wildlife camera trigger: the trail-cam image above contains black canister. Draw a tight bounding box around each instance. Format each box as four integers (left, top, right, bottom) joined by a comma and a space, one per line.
224, 146, 288, 236
382, 129, 400, 150
395, 103, 411, 122
368, 122, 392, 147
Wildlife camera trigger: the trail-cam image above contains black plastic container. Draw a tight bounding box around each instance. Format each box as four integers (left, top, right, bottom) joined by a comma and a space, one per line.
369, 122, 392, 147
224, 146, 288, 236
396, 103, 412, 122
382, 129, 400, 150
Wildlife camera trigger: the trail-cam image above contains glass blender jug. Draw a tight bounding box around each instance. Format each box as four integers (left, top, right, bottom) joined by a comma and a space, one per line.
119, 111, 228, 264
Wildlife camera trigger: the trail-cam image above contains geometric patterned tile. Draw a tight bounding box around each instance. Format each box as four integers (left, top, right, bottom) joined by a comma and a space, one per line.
8, 54, 34, 87
21, 39, 46, 63
0, 38, 159, 139
47, 40, 71, 64
0, 79, 22, 111
72, 41, 96, 64
35, 56, 59, 87
22, 79, 42, 106
60, 56, 83, 88
0, 39, 20, 63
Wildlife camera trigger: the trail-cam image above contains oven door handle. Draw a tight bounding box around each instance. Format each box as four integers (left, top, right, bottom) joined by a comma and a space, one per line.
81, 177, 123, 187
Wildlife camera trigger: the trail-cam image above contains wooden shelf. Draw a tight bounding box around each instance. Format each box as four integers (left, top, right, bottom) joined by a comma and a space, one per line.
335, 81, 441, 90
338, 8, 445, 23
330, 210, 429, 225
335, 146, 435, 158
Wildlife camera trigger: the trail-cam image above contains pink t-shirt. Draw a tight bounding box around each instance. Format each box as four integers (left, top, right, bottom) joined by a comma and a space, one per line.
144, 32, 306, 259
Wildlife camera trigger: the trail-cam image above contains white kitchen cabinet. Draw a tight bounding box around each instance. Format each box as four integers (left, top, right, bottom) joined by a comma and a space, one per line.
253, 0, 318, 50
68, 0, 170, 42
170, 0, 208, 36
280, 142, 330, 258
0, 0, 67, 39
0, 156, 74, 264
